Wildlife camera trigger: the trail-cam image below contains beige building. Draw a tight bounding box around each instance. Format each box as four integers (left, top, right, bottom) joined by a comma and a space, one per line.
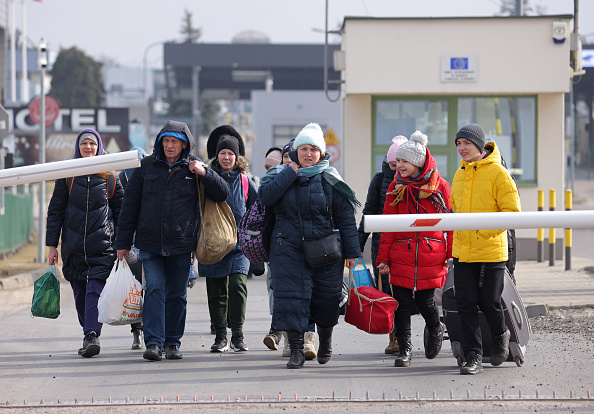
339, 15, 573, 259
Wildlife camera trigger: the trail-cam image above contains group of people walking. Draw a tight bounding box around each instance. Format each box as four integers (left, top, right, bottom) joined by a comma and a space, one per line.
45, 119, 520, 375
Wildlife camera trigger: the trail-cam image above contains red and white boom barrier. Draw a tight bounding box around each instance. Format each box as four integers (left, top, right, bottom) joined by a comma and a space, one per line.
0, 151, 141, 188
363, 210, 594, 233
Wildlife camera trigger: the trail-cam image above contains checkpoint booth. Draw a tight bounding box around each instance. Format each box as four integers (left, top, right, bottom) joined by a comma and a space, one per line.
338, 15, 573, 260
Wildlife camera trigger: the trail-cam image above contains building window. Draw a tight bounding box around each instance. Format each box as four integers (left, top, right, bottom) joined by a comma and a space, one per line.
458, 97, 536, 182
372, 96, 536, 183
272, 124, 327, 148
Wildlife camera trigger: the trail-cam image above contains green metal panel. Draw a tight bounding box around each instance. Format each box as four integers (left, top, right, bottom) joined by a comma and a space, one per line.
0, 192, 34, 254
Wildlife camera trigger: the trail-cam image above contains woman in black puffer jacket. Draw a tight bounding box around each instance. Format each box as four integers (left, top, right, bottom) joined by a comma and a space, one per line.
46, 128, 124, 358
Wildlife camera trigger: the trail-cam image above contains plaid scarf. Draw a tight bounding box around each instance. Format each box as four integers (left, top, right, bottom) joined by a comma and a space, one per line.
390, 167, 449, 214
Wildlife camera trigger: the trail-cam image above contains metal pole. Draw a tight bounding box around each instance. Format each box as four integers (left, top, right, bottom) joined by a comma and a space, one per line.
10, 0, 16, 103
565, 190, 572, 270
549, 189, 556, 266
191, 66, 201, 144
37, 64, 45, 263
537, 189, 544, 262
21, 0, 28, 103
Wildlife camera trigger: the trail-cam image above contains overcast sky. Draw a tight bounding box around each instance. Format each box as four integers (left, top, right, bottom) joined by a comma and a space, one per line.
21, 0, 594, 68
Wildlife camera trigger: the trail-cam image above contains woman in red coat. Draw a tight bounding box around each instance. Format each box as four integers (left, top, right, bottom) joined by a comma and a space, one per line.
377, 131, 452, 367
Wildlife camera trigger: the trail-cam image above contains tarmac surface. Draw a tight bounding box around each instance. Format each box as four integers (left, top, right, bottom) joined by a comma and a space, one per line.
1, 177, 594, 412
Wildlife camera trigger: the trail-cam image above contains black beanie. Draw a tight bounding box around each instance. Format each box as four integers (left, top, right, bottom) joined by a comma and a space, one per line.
281, 139, 295, 158
215, 135, 240, 158
455, 123, 485, 152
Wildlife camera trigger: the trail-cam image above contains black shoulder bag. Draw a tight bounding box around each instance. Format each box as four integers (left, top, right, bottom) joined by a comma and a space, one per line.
296, 179, 343, 268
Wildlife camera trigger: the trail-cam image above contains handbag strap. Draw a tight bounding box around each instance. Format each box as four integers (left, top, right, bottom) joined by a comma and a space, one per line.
295, 177, 335, 242
196, 177, 206, 243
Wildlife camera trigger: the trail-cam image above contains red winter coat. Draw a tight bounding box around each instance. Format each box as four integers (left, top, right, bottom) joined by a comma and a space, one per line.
376, 151, 452, 291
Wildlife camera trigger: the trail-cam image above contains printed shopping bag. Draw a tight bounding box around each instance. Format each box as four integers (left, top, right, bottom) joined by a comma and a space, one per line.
344, 267, 398, 334
31, 264, 60, 319
97, 259, 143, 325
349, 257, 375, 289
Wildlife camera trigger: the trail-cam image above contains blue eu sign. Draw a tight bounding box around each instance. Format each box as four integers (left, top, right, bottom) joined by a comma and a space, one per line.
450, 58, 468, 70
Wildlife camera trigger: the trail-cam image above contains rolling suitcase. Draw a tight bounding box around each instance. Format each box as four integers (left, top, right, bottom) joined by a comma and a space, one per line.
442, 263, 531, 367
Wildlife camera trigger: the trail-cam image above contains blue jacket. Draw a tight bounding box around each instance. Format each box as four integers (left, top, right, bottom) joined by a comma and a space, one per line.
46, 173, 124, 282
198, 167, 258, 278
116, 120, 228, 256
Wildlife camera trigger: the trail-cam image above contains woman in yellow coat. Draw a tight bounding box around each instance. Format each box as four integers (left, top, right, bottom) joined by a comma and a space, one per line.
450, 123, 521, 375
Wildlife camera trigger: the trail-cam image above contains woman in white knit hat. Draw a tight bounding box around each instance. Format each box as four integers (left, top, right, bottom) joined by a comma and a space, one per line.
259, 123, 361, 369
377, 130, 452, 368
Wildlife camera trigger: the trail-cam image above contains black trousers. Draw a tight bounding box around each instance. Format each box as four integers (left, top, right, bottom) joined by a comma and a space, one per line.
392, 285, 440, 338
453, 259, 507, 357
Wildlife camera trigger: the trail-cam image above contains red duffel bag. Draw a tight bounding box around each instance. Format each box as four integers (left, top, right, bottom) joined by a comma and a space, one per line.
344, 268, 398, 334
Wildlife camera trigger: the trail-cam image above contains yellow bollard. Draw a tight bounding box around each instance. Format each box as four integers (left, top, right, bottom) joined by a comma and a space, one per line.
565, 190, 572, 271
549, 189, 556, 266
537, 190, 544, 262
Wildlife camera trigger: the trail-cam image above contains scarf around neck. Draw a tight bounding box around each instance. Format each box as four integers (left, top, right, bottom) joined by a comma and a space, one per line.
390, 166, 449, 214
260, 159, 361, 209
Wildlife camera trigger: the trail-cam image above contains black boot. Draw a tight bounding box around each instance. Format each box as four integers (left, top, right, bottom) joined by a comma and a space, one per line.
78, 331, 100, 358
490, 328, 511, 366
286, 331, 305, 369
394, 335, 412, 367
424, 322, 445, 359
317, 326, 333, 365
131, 327, 144, 350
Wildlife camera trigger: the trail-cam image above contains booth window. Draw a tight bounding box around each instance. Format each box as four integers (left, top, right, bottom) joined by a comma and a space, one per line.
373, 96, 536, 183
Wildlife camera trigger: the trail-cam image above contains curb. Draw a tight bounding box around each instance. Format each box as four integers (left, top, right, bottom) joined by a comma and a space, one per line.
0, 267, 47, 290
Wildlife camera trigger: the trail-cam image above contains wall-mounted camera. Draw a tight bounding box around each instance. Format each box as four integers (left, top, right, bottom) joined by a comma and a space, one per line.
552, 21, 567, 44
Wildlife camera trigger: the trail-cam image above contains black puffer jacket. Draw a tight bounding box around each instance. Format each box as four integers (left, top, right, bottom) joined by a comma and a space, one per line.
116, 120, 229, 256
357, 156, 396, 253
46, 173, 124, 282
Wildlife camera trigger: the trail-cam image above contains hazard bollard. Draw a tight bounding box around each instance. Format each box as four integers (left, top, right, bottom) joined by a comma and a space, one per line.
565, 189, 572, 271
549, 189, 556, 266
537, 190, 544, 262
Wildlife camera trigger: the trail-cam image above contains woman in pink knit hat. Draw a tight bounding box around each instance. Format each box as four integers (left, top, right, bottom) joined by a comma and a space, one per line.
356, 134, 407, 355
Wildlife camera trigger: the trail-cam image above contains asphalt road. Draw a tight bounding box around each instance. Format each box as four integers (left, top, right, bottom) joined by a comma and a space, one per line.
1, 275, 594, 413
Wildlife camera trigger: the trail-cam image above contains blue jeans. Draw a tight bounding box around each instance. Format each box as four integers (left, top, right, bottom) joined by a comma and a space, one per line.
139, 250, 190, 348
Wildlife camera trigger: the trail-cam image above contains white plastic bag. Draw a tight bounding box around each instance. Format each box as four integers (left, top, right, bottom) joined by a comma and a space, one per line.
97, 259, 143, 325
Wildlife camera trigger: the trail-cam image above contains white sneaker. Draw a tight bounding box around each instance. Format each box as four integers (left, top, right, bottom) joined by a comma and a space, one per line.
304, 331, 317, 360
281, 331, 291, 357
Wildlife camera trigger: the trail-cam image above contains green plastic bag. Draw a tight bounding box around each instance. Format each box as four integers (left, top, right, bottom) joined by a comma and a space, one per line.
31, 264, 60, 319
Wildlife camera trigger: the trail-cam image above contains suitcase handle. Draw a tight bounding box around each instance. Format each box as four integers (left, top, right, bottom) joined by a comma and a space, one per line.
511, 301, 523, 329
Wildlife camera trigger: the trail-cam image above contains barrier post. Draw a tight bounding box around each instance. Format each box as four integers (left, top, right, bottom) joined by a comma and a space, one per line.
537, 189, 544, 262
565, 189, 572, 271
549, 189, 556, 266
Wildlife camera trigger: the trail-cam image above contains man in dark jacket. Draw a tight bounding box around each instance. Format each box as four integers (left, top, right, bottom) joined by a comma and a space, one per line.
116, 120, 228, 362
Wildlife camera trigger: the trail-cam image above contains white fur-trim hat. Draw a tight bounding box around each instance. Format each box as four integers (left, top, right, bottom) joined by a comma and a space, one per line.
395, 131, 428, 168
292, 123, 326, 154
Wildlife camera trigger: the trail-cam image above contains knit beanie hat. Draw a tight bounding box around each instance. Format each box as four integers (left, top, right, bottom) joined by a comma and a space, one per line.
292, 123, 326, 154
455, 123, 485, 152
207, 125, 245, 159
215, 134, 240, 158
386, 135, 408, 163
264, 147, 282, 166
79, 132, 98, 146
395, 131, 428, 168
281, 139, 295, 158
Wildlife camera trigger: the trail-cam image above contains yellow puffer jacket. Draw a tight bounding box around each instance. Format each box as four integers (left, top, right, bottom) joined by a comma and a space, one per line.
450, 141, 521, 263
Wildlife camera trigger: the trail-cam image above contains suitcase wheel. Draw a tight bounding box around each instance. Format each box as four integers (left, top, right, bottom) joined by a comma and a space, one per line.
514, 355, 524, 367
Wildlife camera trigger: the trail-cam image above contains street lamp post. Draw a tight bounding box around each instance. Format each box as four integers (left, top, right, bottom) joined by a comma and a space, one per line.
37, 38, 47, 263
